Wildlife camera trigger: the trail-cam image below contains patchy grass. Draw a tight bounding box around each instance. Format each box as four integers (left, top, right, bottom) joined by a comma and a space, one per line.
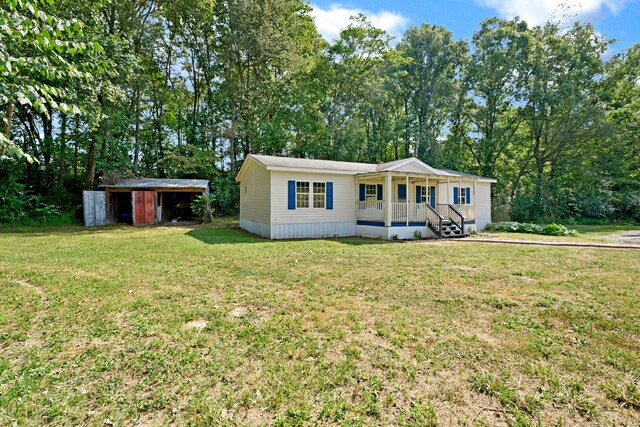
1, 219, 639, 426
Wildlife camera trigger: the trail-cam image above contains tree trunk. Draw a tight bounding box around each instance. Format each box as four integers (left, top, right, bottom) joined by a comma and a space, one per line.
58, 113, 68, 190
0, 102, 13, 157
133, 89, 141, 174
86, 136, 97, 188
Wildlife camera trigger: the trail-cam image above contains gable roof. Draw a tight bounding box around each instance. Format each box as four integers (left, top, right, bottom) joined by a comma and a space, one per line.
99, 178, 209, 189
236, 154, 496, 182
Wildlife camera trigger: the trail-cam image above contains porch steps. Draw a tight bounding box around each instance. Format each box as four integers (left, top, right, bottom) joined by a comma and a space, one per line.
440, 221, 464, 238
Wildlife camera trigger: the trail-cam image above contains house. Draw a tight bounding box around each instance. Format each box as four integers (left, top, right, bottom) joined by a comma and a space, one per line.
83, 178, 209, 226
236, 155, 496, 240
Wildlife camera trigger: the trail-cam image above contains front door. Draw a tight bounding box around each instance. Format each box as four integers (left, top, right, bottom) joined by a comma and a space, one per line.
133, 191, 155, 225
397, 184, 407, 202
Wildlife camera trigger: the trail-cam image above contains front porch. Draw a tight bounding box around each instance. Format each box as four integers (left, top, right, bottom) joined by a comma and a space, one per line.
355, 172, 478, 238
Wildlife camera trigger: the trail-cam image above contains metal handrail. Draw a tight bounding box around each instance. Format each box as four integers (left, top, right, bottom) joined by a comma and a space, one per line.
436, 203, 465, 235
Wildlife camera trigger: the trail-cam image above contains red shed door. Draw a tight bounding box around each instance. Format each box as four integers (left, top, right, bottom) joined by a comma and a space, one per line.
133, 191, 155, 225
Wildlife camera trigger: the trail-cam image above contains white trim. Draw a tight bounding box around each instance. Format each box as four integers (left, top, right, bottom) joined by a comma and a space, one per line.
266, 166, 359, 175
381, 158, 442, 175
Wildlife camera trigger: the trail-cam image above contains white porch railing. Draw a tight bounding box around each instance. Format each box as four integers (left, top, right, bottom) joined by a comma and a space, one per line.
358, 201, 474, 225
356, 201, 384, 222
457, 204, 475, 220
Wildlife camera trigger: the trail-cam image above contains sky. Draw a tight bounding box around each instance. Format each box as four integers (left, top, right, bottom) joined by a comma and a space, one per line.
310, 0, 640, 54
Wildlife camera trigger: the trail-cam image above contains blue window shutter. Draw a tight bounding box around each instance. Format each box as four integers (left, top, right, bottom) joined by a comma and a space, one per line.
466, 187, 471, 204
326, 182, 333, 210
430, 186, 436, 208
416, 186, 422, 203
288, 180, 296, 210
359, 184, 366, 201
376, 184, 383, 200
453, 187, 459, 205
398, 184, 407, 200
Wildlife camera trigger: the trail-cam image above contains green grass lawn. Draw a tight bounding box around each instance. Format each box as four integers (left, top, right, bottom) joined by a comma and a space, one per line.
1, 219, 639, 426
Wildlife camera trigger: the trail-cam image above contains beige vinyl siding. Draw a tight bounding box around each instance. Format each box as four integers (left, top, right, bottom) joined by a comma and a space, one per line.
239, 161, 270, 224
437, 180, 474, 205
475, 182, 492, 229
271, 171, 356, 224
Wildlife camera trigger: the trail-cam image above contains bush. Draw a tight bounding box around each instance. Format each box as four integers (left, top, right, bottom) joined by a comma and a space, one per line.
191, 194, 215, 223
486, 222, 578, 237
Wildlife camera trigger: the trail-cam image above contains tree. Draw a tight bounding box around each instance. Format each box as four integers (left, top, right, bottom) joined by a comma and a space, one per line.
397, 24, 467, 164
0, 0, 99, 161
463, 18, 529, 179
520, 23, 610, 218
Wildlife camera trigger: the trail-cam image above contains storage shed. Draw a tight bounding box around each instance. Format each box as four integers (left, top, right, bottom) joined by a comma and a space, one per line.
83, 178, 209, 226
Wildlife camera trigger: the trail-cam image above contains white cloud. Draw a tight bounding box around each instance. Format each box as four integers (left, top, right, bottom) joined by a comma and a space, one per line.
311, 4, 409, 41
476, 0, 630, 25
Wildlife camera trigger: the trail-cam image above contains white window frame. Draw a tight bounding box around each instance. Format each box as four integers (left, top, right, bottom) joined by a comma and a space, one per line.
296, 181, 310, 208
313, 182, 326, 208
419, 186, 429, 205
459, 187, 469, 205
365, 184, 377, 201
296, 181, 326, 209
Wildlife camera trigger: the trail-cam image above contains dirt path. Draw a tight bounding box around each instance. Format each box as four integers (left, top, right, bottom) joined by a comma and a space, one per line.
418, 237, 640, 250
15, 279, 49, 347
606, 230, 640, 245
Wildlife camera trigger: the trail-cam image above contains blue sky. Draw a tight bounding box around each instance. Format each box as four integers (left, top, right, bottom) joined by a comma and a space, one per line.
310, 0, 640, 54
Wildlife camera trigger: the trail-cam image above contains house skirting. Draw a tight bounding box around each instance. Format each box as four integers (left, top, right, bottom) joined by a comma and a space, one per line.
356, 224, 439, 240
240, 220, 480, 240
240, 218, 271, 238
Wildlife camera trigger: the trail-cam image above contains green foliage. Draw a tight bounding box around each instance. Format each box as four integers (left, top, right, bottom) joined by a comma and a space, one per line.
1, 2, 638, 225
190, 194, 215, 224
0, 0, 102, 161
486, 222, 578, 236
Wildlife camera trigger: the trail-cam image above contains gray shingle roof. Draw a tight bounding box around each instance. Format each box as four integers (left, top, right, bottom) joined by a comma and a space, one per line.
436, 169, 496, 181
99, 178, 209, 189
246, 154, 496, 181
249, 154, 378, 173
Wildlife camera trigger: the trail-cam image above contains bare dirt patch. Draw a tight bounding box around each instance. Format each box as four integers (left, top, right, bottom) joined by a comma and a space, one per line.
16, 278, 46, 296
606, 230, 640, 245
185, 319, 208, 330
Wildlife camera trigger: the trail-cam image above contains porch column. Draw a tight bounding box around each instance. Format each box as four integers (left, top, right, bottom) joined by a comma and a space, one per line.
473, 179, 477, 220
459, 177, 462, 207
405, 175, 409, 226
426, 176, 429, 206
384, 173, 392, 227
447, 177, 450, 205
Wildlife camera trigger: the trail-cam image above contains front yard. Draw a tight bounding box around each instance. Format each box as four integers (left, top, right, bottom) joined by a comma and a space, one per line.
1, 219, 639, 425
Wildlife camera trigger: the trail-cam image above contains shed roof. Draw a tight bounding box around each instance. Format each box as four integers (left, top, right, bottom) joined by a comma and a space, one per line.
99, 178, 209, 189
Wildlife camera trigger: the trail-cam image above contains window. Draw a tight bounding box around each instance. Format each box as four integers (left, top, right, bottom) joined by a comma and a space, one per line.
244, 186, 248, 202
295, 181, 326, 209
313, 182, 326, 208
296, 181, 309, 208
419, 186, 428, 204
458, 187, 470, 205
365, 184, 377, 201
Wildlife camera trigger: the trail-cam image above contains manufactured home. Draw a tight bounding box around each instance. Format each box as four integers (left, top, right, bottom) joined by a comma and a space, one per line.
236, 155, 496, 240
83, 178, 209, 226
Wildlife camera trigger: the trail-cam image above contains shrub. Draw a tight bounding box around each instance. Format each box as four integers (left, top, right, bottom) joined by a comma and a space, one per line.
191, 194, 215, 223
486, 222, 577, 237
